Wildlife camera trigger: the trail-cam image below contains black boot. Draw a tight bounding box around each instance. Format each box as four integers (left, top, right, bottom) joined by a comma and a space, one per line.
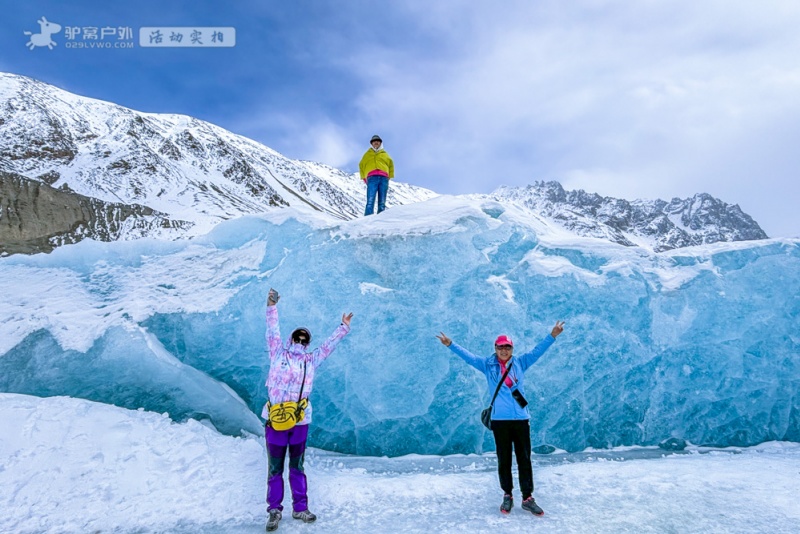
522, 496, 544, 516
500, 494, 513, 515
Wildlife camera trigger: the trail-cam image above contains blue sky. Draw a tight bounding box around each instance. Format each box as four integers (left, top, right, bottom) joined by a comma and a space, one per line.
3, 1, 800, 237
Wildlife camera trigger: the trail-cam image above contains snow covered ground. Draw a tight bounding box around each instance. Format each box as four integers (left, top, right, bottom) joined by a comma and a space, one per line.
2, 394, 799, 534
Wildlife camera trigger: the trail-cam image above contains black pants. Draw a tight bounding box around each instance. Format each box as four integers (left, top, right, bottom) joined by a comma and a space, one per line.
492, 419, 533, 499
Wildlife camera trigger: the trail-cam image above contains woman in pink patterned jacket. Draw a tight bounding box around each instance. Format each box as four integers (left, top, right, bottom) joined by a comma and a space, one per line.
262, 288, 353, 532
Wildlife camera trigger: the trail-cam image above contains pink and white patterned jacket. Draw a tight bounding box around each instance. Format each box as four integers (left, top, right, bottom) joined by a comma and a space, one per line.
261, 305, 350, 424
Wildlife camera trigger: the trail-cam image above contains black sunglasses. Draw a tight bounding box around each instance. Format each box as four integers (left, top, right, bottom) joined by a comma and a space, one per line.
293, 334, 309, 345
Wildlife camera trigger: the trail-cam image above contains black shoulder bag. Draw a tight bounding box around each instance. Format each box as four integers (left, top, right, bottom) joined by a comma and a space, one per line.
481, 361, 513, 431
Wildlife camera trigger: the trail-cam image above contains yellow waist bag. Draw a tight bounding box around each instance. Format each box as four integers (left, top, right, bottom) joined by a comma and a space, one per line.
267, 398, 309, 431
268, 360, 308, 431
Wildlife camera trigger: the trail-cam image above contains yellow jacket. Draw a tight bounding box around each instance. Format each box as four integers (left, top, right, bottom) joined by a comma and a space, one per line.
359, 148, 394, 181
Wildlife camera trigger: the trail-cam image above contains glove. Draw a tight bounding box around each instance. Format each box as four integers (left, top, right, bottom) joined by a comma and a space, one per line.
267, 288, 280, 306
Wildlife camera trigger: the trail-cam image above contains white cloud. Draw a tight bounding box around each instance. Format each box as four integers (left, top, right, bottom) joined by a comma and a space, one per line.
298, 121, 360, 169
331, 0, 800, 236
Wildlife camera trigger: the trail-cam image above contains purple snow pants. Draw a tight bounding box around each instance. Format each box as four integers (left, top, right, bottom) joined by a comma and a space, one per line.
266, 423, 309, 512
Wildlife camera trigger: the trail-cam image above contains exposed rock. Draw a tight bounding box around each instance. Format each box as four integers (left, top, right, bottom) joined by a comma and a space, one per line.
0, 172, 192, 256
491, 181, 767, 252
658, 437, 688, 451
0, 72, 766, 256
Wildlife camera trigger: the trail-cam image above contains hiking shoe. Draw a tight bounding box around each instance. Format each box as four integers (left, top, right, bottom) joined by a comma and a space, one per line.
500, 494, 513, 514
266, 509, 282, 531
292, 510, 317, 523
522, 496, 544, 516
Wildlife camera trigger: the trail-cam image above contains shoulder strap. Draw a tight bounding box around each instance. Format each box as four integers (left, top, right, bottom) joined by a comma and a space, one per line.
489, 361, 513, 407
297, 360, 308, 402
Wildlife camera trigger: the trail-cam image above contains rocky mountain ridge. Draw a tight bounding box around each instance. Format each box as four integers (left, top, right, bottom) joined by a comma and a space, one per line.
0, 171, 190, 255
489, 182, 767, 252
0, 72, 768, 256
0, 72, 437, 256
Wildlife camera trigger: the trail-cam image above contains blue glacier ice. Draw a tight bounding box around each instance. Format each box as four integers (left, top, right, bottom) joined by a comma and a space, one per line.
1, 197, 798, 455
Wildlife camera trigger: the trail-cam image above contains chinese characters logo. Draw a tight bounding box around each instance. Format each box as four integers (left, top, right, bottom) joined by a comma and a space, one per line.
23, 19, 235, 51
140, 27, 235, 47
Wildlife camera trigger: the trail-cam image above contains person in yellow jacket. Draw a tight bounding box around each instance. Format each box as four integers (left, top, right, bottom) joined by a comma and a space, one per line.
359, 134, 394, 216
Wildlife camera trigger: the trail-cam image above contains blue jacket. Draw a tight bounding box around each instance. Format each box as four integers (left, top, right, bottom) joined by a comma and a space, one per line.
449, 335, 556, 420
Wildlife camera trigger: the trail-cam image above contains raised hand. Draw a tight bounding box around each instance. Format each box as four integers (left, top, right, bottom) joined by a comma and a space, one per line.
342, 312, 354, 327
551, 320, 565, 338
436, 332, 452, 347
267, 288, 280, 306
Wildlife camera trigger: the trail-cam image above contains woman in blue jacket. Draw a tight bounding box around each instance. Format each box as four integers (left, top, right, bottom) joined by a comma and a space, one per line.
436, 321, 564, 517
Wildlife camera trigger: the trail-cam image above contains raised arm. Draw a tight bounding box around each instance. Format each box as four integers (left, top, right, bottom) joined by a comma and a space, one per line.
437, 332, 487, 373
312, 312, 353, 367
265, 289, 283, 361
516, 321, 565, 371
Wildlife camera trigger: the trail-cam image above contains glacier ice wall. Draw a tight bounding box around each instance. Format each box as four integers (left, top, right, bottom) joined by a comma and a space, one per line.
1, 198, 798, 455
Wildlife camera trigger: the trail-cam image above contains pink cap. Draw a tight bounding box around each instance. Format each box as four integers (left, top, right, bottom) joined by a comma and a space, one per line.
494, 335, 513, 347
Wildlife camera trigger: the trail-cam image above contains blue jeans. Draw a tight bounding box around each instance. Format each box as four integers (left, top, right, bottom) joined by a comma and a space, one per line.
365, 176, 389, 216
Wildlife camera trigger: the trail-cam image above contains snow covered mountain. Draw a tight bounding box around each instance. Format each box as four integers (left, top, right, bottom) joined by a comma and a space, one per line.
0, 72, 436, 254
0, 72, 767, 255
489, 182, 768, 252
